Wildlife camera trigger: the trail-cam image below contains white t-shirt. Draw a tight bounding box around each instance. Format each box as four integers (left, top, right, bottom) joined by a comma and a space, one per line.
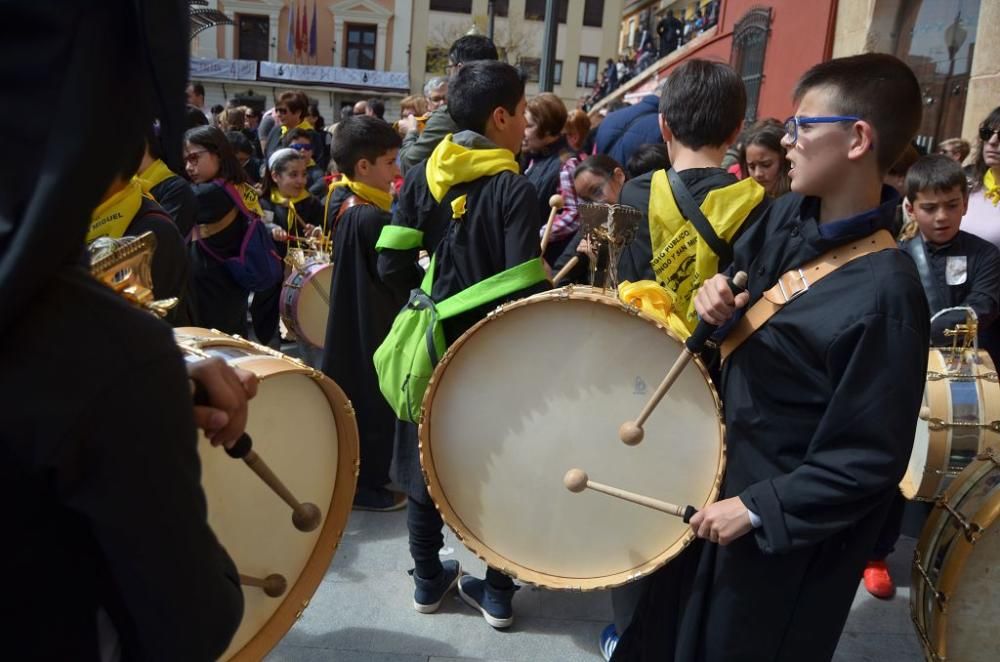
961, 189, 1000, 250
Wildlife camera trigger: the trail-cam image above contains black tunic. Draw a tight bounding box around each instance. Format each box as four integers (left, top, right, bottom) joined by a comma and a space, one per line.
149, 174, 198, 237
126, 197, 195, 326
377, 150, 548, 500
321, 186, 407, 489
614, 191, 930, 662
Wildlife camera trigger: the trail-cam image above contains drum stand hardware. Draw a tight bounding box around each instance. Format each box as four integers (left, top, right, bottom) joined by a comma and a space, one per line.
239, 573, 288, 598
88, 231, 178, 318
619, 271, 748, 446
563, 469, 697, 521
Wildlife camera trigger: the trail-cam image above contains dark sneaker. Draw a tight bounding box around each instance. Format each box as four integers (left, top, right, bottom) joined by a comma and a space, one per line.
599, 623, 619, 661
457, 575, 518, 629
353, 486, 407, 512
411, 560, 461, 613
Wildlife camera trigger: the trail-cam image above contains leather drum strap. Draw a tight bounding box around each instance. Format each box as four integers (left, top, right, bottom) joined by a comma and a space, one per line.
720, 229, 898, 362
194, 206, 239, 240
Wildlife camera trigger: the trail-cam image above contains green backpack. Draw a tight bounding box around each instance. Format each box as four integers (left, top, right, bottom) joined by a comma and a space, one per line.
373, 250, 546, 423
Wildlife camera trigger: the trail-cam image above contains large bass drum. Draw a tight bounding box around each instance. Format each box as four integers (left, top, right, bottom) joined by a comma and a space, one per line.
419, 286, 725, 590
901, 348, 1000, 500
174, 328, 358, 660
912, 447, 1000, 662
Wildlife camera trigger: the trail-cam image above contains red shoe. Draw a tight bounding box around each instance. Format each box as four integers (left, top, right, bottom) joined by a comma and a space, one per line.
863, 560, 895, 599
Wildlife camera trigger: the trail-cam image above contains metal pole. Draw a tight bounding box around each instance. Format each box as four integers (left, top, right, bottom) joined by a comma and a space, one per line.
487, 0, 496, 42
539, 0, 558, 92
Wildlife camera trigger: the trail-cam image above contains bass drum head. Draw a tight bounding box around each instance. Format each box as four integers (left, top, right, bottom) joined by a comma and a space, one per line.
175, 328, 358, 660
901, 384, 931, 499
420, 288, 724, 590
281, 262, 333, 349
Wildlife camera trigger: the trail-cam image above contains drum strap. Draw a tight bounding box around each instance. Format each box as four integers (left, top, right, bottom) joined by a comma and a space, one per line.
720, 229, 898, 362
903, 236, 945, 313
333, 194, 373, 235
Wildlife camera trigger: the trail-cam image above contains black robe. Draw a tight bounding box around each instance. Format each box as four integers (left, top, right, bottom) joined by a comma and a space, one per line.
377, 151, 548, 501
149, 174, 198, 237
126, 197, 195, 326
321, 186, 407, 490
613, 191, 930, 662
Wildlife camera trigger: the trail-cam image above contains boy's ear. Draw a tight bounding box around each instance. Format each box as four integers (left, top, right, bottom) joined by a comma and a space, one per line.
355, 157, 371, 176
658, 115, 672, 144
903, 196, 914, 216
848, 120, 876, 162
962, 192, 970, 216
491, 105, 507, 134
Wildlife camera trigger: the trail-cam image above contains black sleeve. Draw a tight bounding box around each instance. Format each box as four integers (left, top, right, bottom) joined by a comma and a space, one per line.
930, 242, 1000, 342
501, 175, 550, 298
154, 178, 198, 237
71, 351, 243, 660
399, 108, 454, 174
739, 311, 928, 554
357, 205, 393, 279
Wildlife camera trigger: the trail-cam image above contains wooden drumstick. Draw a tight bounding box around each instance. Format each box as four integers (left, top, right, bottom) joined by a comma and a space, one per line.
563, 469, 697, 522
192, 385, 323, 532
540, 194, 565, 254
552, 255, 580, 285
239, 572, 288, 598
226, 435, 323, 532
619, 272, 748, 446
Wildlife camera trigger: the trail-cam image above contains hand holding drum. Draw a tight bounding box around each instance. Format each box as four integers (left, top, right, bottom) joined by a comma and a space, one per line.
619, 271, 748, 446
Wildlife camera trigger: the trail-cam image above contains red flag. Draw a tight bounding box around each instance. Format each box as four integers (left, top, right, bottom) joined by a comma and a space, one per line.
299, 0, 308, 56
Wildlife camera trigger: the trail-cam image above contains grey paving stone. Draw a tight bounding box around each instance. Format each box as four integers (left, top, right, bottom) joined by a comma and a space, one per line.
268, 646, 426, 662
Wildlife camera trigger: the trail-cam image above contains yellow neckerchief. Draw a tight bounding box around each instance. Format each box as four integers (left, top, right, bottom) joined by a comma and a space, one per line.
87, 178, 147, 242
280, 118, 314, 136
235, 182, 264, 218
324, 173, 393, 216
134, 158, 176, 193
270, 188, 312, 232
645, 170, 765, 338
984, 169, 1000, 206
425, 134, 519, 203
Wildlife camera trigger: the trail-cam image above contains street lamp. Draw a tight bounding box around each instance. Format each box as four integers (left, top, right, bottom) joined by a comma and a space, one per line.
933, 11, 968, 147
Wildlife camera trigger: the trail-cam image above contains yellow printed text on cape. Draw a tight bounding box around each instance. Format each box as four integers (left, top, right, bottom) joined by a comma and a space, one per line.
87, 179, 146, 242
648, 170, 764, 337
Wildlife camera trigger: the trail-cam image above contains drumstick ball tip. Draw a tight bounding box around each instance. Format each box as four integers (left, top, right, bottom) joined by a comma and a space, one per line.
619, 421, 644, 446
549, 194, 564, 209
563, 468, 589, 493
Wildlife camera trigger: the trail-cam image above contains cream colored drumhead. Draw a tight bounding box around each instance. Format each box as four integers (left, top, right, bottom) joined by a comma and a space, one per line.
901, 386, 932, 499
295, 263, 332, 348
174, 329, 358, 660
420, 289, 724, 590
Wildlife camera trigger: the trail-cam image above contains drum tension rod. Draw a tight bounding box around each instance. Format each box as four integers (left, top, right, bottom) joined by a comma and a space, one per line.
936, 498, 983, 543
926, 418, 1000, 434
912, 551, 948, 611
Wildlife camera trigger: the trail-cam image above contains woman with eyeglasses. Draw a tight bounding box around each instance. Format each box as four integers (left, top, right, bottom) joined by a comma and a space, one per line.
251, 147, 325, 347
283, 127, 327, 196
184, 126, 259, 335
961, 106, 1000, 248
263, 90, 324, 160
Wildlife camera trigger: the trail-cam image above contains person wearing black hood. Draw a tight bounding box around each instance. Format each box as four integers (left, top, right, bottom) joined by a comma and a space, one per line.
0, 2, 250, 660
321, 115, 407, 512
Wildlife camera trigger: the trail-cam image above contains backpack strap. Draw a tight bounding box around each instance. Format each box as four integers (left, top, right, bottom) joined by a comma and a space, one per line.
666, 168, 732, 266
719, 229, 897, 361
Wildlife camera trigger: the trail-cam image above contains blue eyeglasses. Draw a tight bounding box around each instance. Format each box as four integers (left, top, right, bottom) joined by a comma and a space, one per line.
783, 115, 862, 145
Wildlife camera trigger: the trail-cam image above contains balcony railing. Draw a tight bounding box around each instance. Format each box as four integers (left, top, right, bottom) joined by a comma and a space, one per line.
190, 57, 410, 91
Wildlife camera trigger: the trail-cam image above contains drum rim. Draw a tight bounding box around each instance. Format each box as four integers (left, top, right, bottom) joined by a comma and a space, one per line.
175, 328, 360, 661
279, 262, 333, 349
417, 286, 726, 590
912, 448, 1000, 660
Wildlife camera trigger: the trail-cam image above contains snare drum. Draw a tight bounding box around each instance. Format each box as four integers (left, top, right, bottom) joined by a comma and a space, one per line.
174, 328, 358, 660
419, 286, 724, 590
901, 348, 1000, 500
912, 448, 1000, 662
280, 260, 333, 348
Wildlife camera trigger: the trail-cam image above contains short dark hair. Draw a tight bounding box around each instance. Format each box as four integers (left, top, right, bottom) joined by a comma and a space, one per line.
145, 122, 163, 161
184, 126, 247, 184
574, 154, 624, 181
188, 82, 205, 97
366, 97, 386, 120
330, 115, 402, 178
794, 53, 922, 173
277, 90, 308, 116
906, 154, 968, 201
448, 60, 524, 135
659, 59, 745, 150
185, 104, 209, 129
282, 127, 314, 146
626, 143, 671, 178
225, 130, 254, 156
448, 35, 499, 65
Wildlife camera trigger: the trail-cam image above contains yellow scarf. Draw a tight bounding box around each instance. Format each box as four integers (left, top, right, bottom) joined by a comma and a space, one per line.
646, 170, 765, 338
325, 173, 393, 213
425, 134, 519, 202
280, 118, 314, 136
87, 179, 146, 242
270, 188, 313, 231
235, 182, 265, 218
984, 169, 999, 206
134, 159, 176, 194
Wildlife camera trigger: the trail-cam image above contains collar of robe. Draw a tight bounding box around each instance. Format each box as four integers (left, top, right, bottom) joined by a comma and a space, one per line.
425, 133, 519, 203
326, 174, 393, 213
280, 118, 314, 136
984, 169, 999, 206
269, 188, 312, 207
134, 159, 176, 193
87, 178, 145, 242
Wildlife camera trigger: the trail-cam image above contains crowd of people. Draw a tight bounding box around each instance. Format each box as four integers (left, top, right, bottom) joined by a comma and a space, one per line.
8, 2, 1000, 659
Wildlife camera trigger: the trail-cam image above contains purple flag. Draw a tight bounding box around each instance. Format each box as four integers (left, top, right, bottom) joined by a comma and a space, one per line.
287, 1, 295, 55
309, 0, 317, 58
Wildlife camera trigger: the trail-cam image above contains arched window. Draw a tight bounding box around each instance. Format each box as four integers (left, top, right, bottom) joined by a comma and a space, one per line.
731, 7, 772, 122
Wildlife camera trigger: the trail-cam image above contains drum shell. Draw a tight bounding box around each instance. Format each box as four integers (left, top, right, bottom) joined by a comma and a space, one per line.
901, 349, 1000, 501
280, 261, 333, 349
174, 328, 359, 660
911, 448, 1000, 662
419, 286, 725, 590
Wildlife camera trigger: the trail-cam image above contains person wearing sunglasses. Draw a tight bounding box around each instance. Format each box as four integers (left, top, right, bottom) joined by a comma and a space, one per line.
263, 90, 323, 159
283, 127, 326, 195
961, 106, 1000, 249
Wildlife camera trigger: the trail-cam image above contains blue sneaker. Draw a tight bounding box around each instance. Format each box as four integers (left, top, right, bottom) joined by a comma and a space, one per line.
411, 560, 461, 613
457, 575, 518, 629
599, 623, 619, 661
